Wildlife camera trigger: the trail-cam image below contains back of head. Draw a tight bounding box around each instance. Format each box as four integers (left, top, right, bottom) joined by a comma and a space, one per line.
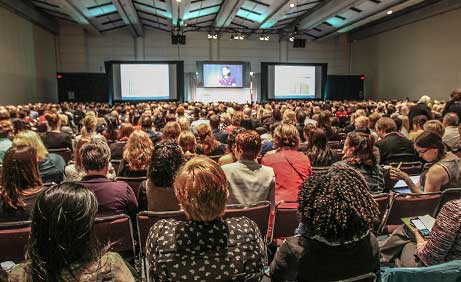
80, 140, 111, 172
307, 128, 327, 150
13, 130, 48, 160
418, 95, 431, 104
162, 122, 181, 141
235, 130, 261, 160
412, 115, 428, 128
0, 119, 13, 139
141, 116, 153, 129
117, 123, 134, 141
282, 109, 296, 125
148, 140, 184, 188
209, 114, 220, 129
45, 112, 60, 130
30, 182, 99, 282
345, 131, 377, 166
123, 130, 153, 171
298, 164, 379, 243
1, 146, 42, 210
375, 117, 397, 134
443, 112, 458, 127
178, 130, 196, 153
81, 115, 98, 136
423, 120, 444, 137
354, 116, 369, 129
273, 123, 300, 149
174, 156, 228, 221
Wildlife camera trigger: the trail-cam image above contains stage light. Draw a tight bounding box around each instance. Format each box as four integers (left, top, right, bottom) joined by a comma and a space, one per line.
289, 3, 295, 8
387, 10, 393, 15
259, 35, 264, 41
289, 35, 295, 42
208, 33, 218, 39
360, 75, 366, 80
176, 0, 181, 2
207, 33, 212, 39
230, 35, 235, 40
212, 34, 218, 39
57, 74, 63, 79
264, 35, 270, 41
250, 72, 254, 76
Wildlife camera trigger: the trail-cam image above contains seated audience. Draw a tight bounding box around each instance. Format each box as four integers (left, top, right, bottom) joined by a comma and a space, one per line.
295, 110, 307, 142
336, 132, 385, 193
8, 182, 135, 281
64, 137, 116, 181
375, 117, 418, 164
13, 130, 65, 183
146, 156, 265, 282
210, 114, 227, 144
140, 115, 162, 144
78, 140, 138, 218
138, 140, 184, 211
109, 122, 134, 160
225, 111, 243, 134
222, 130, 275, 206
196, 123, 226, 156
442, 89, 461, 119
270, 164, 380, 281
408, 115, 428, 141
261, 123, 311, 202
0, 119, 13, 164
161, 121, 181, 142
409, 95, 433, 129
190, 109, 210, 134
178, 130, 197, 160
0, 146, 43, 222
218, 127, 246, 165
305, 128, 339, 167
101, 115, 119, 142
40, 112, 73, 151
424, 119, 445, 137
442, 112, 460, 149
297, 123, 315, 153
391, 131, 461, 193
76, 114, 105, 144
118, 130, 153, 177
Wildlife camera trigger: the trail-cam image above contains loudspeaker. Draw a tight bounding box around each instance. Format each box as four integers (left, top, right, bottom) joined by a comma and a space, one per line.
293, 38, 306, 48
171, 34, 186, 45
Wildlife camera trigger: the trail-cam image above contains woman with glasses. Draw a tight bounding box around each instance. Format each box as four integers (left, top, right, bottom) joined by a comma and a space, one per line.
390, 131, 461, 193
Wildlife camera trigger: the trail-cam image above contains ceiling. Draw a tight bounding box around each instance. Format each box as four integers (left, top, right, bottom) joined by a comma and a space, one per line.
28, 0, 429, 40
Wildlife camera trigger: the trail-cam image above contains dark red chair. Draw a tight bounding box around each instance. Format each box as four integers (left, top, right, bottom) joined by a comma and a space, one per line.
432, 188, 461, 217
116, 176, 147, 199
378, 193, 441, 234
94, 214, 136, 258
223, 201, 271, 239
0, 220, 31, 262
271, 200, 298, 242
110, 160, 122, 175
48, 148, 72, 164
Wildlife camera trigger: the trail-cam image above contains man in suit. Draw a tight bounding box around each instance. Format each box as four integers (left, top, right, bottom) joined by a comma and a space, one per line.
375, 117, 418, 164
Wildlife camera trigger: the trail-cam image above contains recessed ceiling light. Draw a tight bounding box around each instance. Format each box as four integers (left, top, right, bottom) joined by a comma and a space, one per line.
289, 3, 295, 8
387, 10, 393, 15
176, 0, 181, 2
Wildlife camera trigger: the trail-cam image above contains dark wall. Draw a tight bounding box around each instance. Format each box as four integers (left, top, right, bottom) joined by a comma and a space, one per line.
57, 73, 107, 102
325, 75, 364, 101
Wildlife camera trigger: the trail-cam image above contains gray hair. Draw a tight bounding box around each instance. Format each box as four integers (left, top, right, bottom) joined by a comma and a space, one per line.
80, 140, 111, 171
443, 112, 459, 127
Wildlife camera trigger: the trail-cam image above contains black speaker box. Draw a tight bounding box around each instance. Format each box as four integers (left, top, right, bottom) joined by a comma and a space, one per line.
293, 38, 306, 48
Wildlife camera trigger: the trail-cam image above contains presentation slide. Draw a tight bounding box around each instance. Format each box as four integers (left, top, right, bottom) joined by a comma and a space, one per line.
120, 64, 170, 100
274, 66, 316, 99
203, 64, 243, 88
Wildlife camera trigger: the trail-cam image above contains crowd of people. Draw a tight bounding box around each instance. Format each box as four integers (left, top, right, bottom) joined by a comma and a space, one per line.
1, 91, 461, 281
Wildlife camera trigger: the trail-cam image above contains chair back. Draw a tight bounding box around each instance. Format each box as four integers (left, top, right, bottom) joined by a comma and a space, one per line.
385, 153, 419, 164
328, 141, 341, 149
94, 214, 135, 256
372, 193, 389, 222
116, 176, 147, 199
311, 166, 330, 174
433, 188, 461, 217
0, 221, 31, 262
379, 193, 440, 234
271, 200, 298, 241
48, 148, 72, 164
224, 201, 271, 239
110, 160, 121, 175
333, 273, 376, 282
379, 260, 461, 282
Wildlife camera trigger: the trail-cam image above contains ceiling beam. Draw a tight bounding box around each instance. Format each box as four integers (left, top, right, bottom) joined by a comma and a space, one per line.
258, 0, 294, 29
112, 0, 144, 37
297, 0, 362, 30
169, 0, 191, 27
61, 0, 100, 34
214, 0, 246, 28
0, 0, 58, 34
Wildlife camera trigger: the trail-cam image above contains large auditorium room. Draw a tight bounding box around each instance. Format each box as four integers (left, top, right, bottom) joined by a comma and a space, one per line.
1, 0, 461, 281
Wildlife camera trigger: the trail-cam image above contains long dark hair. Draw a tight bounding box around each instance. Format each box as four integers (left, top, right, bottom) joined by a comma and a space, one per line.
344, 131, 377, 166
29, 182, 101, 282
1, 146, 42, 210
415, 131, 446, 161
306, 128, 336, 166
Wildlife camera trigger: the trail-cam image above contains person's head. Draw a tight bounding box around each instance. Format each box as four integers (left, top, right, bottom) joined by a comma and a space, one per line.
117, 123, 134, 141
29, 182, 100, 282
177, 116, 191, 131
412, 115, 428, 130
414, 131, 446, 162
74, 137, 91, 169
81, 115, 98, 136
368, 113, 381, 130
418, 95, 431, 104
162, 121, 181, 142
354, 116, 369, 130
344, 132, 377, 166
231, 112, 243, 127
0, 119, 13, 139
123, 130, 153, 171
80, 140, 111, 175
298, 164, 380, 243
222, 66, 231, 76
13, 130, 48, 161
148, 140, 184, 188
307, 128, 328, 150
234, 130, 261, 160
282, 109, 296, 125
174, 157, 228, 221
303, 123, 315, 142
44, 112, 61, 130
423, 120, 444, 137
273, 123, 300, 150
140, 115, 153, 130
209, 114, 220, 129
296, 111, 306, 124
1, 146, 42, 210
196, 123, 219, 155
443, 112, 458, 127
375, 117, 397, 138
178, 130, 197, 153
450, 89, 461, 101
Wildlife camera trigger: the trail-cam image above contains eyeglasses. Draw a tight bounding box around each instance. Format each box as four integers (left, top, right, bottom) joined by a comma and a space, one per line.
416, 148, 430, 155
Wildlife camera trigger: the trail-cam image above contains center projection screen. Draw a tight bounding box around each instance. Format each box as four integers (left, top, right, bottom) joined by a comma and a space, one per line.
262, 63, 327, 100
106, 61, 183, 102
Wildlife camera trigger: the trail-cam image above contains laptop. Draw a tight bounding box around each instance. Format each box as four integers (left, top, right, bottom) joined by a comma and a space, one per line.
393, 175, 420, 194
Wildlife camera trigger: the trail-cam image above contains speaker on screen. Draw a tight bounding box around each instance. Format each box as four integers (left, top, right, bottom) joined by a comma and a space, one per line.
293, 39, 306, 48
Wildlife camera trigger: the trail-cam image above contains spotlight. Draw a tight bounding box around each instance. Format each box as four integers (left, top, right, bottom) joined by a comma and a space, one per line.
264, 35, 270, 41
250, 71, 254, 76
289, 35, 295, 42
212, 34, 218, 39
207, 33, 212, 39
237, 34, 244, 40
259, 35, 264, 41
230, 35, 235, 40
289, 3, 295, 8
386, 10, 393, 15
208, 33, 218, 39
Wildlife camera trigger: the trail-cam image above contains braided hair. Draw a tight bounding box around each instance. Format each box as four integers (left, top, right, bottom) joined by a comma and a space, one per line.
297, 163, 380, 243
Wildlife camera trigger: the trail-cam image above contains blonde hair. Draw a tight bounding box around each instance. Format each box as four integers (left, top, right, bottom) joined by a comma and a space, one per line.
81, 115, 98, 137
354, 116, 369, 129
273, 123, 300, 149
174, 156, 228, 221
13, 130, 48, 161
123, 130, 154, 171
282, 109, 296, 125
424, 120, 445, 137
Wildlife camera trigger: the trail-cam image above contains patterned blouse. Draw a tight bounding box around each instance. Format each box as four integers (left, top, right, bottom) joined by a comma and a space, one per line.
146, 216, 266, 282
417, 199, 461, 266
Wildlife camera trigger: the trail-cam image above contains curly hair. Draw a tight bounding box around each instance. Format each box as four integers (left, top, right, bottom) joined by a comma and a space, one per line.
123, 130, 154, 171
148, 140, 184, 187
298, 164, 380, 243
273, 123, 300, 149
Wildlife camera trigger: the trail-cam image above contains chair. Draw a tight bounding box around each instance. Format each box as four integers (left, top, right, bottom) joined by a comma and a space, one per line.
312, 166, 330, 174
110, 159, 121, 174
385, 153, 419, 165
115, 176, 147, 199
379, 260, 461, 282
48, 148, 72, 164
333, 273, 376, 282
378, 193, 441, 234
372, 193, 390, 223
271, 200, 298, 242
0, 220, 31, 262
432, 188, 461, 217
209, 155, 223, 163
328, 141, 341, 149
94, 214, 136, 258
223, 201, 271, 239
336, 149, 345, 160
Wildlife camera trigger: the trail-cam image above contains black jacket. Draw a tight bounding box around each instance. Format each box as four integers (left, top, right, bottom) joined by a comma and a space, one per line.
376, 132, 418, 164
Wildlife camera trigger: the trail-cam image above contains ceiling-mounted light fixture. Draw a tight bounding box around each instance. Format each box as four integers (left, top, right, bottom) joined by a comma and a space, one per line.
289, 3, 295, 8
386, 10, 393, 15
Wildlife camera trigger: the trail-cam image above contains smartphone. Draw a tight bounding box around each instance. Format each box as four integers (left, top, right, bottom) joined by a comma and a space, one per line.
410, 218, 430, 238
